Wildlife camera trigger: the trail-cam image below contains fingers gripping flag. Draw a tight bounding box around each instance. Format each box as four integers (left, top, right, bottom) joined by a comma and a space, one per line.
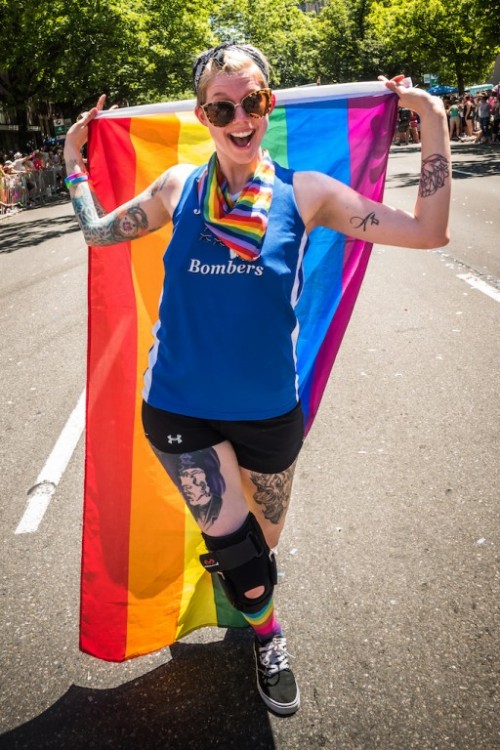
82, 82, 397, 661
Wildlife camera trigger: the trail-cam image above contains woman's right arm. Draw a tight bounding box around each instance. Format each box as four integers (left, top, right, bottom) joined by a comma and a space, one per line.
63, 95, 174, 246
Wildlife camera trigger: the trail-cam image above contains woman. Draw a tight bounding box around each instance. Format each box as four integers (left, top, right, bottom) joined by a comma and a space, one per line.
64, 42, 450, 716
475, 94, 492, 144
464, 95, 476, 138
394, 105, 411, 144
492, 97, 500, 144
409, 109, 420, 144
447, 98, 461, 140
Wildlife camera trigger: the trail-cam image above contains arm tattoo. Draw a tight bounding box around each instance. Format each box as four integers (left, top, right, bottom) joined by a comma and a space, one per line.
249, 462, 296, 525
89, 186, 107, 218
419, 153, 450, 198
71, 186, 153, 245
350, 211, 380, 232
150, 171, 171, 197
70, 170, 171, 245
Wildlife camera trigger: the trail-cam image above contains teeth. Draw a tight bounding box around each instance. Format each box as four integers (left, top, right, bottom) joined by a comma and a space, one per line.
232, 131, 252, 138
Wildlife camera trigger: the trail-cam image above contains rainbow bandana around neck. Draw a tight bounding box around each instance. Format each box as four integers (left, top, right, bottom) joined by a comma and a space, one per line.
197, 149, 275, 261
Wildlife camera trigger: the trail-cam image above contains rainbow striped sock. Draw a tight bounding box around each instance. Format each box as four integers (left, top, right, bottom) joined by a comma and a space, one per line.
241, 597, 282, 643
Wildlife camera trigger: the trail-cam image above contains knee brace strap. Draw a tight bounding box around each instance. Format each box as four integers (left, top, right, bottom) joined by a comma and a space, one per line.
200, 513, 277, 614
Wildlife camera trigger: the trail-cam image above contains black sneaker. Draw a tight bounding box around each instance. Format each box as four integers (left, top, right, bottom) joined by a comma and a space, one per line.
253, 635, 300, 715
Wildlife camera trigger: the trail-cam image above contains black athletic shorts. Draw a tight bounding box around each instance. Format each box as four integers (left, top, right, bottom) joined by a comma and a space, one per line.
142, 400, 304, 474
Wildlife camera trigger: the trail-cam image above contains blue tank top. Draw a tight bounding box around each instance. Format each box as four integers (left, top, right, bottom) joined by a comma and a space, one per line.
143, 161, 308, 419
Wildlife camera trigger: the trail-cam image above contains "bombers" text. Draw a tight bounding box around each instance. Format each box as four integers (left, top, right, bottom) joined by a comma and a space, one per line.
188, 258, 264, 276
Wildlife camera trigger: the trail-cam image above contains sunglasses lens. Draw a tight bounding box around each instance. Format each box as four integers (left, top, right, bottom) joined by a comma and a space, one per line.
242, 90, 271, 118
203, 89, 272, 127
205, 101, 235, 127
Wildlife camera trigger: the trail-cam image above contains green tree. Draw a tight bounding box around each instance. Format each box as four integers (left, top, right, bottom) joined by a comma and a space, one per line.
368, 0, 500, 92
315, 0, 392, 84
315, 0, 356, 83
0, 0, 217, 148
0, 0, 152, 144
211, 0, 321, 87
135, 0, 217, 102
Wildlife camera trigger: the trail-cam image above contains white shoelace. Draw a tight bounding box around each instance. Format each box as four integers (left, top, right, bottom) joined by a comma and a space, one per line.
257, 636, 292, 676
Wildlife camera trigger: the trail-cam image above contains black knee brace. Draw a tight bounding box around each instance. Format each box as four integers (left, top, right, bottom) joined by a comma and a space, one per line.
200, 513, 277, 614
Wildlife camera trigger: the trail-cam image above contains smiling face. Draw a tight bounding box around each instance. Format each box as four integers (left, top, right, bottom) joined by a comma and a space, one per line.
195, 66, 274, 176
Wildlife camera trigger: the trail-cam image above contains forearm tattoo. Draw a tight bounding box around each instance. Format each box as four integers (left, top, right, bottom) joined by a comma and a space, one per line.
419, 153, 450, 198
70, 171, 170, 245
89, 187, 107, 218
72, 188, 150, 245
249, 462, 296, 525
350, 211, 380, 232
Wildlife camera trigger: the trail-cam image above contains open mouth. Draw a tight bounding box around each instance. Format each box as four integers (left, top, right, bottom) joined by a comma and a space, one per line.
228, 130, 255, 148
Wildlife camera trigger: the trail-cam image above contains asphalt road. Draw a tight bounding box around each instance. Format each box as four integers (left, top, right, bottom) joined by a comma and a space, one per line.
0, 143, 499, 750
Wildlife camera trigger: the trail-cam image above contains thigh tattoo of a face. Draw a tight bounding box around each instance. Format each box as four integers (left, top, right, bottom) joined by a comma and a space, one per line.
419, 153, 449, 198
250, 463, 296, 525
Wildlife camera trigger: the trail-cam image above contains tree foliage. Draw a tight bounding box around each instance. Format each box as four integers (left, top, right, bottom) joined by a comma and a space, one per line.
211, 0, 320, 87
0, 0, 498, 135
368, 0, 500, 91
0, 0, 215, 111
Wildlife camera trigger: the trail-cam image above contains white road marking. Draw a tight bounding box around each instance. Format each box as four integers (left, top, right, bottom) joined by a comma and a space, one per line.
15, 389, 86, 534
452, 168, 475, 176
457, 273, 500, 303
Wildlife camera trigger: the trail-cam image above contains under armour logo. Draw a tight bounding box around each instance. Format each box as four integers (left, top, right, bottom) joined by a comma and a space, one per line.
167, 434, 183, 444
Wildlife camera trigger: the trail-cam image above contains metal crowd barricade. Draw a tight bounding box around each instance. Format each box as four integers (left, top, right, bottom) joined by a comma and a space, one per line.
0, 167, 66, 217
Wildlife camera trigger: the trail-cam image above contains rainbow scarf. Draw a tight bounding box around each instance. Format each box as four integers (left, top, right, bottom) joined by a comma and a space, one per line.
198, 149, 275, 261
83, 82, 397, 661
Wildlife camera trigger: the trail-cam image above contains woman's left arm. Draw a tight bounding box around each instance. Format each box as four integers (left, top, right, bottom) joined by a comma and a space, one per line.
296, 78, 451, 249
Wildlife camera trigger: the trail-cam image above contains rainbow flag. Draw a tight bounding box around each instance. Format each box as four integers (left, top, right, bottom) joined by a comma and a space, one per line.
82, 83, 397, 661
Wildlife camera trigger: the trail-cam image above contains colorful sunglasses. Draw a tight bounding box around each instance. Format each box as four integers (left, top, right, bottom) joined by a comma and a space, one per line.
202, 88, 273, 127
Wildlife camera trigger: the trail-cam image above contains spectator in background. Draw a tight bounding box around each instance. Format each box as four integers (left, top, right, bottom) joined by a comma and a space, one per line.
52, 148, 62, 165
447, 98, 460, 140
492, 98, 500, 145
2, 160, 16, 175
12, 152, 28, 172
463, 95, 476, 138
394, 106, 411, 145
409, 110, 420, 144
475, 94, 492, 144
459, 96, 467, 136
32, 151, 45, 170
9, 152, 36, 204
39, 147, 51, 168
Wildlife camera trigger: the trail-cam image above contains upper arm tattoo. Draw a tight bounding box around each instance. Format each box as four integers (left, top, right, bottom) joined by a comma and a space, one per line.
150, 170, 172, 198
419, 153, 450, 198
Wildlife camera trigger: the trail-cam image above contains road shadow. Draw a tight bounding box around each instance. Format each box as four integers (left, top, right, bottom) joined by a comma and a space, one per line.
0, 629, 277, 750
386, 150, 499, 190
0, 199, 79, 255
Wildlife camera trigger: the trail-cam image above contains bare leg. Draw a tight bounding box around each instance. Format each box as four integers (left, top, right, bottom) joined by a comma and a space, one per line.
151, 439, 265, 598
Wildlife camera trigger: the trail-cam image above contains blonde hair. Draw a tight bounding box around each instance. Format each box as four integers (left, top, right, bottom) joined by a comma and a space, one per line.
194, 45, 270, 105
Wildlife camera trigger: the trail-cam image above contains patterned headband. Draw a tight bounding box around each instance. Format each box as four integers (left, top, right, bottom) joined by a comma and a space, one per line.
193, 42, 268, 93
